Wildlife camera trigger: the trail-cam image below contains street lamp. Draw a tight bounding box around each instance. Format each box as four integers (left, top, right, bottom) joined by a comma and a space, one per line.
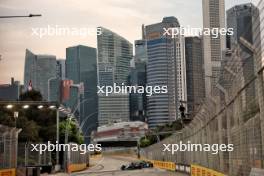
0, 14, 42, 18
49, 105, 56, 109
23, 105, 29, 109
62, 98, 97, 171
6, 104, 13, 109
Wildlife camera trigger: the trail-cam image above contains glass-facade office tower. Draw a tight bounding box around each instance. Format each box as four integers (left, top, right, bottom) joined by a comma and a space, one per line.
24, 49, 56, 100
47, 59, 66, 102
185, 37, 206, 116
48, 78, 60, 102
227, 3, 259, 110
65, 83, 85, 123
145, 17, 187, 129
129, 39, 147, 122
202, 0, 225, 97
56, 59, 66, 79
66, 45, 97, 142
97, 27, 133, 126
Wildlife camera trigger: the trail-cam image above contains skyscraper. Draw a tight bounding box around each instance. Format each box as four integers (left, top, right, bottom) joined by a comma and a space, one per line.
56, 59, 66, 79
48, 77, 60, 102
66, 45, 97, 142
227, 3, 258, 49
97, 27, 133, 126
202, 0, 225, 97
185, 37, 205, 115
24, 49, 56, 100
47, 59, 66, 102
134, 39, 147, 63
145, 17, 187, 129
227, 3, 259, 110
129, 39, 147, 122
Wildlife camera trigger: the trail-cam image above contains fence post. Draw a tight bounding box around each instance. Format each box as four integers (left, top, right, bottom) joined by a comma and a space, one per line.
257, 72, 264, 168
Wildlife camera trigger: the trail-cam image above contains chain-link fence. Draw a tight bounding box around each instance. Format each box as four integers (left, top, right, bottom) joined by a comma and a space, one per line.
17, 143, 52, 167
141, 0, 264, 175
68, 149, 88, 166
0, 125, 20, 170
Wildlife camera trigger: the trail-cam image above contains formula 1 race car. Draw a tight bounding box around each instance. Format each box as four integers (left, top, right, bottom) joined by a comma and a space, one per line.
121, 161, 153, 170
139, 161, 154, 168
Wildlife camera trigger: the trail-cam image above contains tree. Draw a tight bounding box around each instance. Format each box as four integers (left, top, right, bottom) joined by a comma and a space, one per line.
19, 89, 43, 101
59, 120, 84, 144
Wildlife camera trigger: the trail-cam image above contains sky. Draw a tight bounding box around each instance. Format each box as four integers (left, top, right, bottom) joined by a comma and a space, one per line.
0, 0, 258, 84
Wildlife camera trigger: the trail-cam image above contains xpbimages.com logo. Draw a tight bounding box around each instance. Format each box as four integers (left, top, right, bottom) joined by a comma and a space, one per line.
30, 141, 102, 154
31, 25, 102, 38
163, 26, 234, 38
97, 83, 168, 96
163, 141, 234, 155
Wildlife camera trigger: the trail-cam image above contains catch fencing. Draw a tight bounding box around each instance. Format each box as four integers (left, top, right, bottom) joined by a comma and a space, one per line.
0, 125, 20, 170
17, 143, 52, 167
67, 147, 89, 173
141, 0, 264, 175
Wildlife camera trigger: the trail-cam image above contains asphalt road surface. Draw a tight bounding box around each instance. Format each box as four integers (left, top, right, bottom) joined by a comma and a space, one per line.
72, 155, 188, 176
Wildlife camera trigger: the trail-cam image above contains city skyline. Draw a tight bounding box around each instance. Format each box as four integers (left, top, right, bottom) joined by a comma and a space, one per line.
0, 0, 257, 84
1, 0, 264, 175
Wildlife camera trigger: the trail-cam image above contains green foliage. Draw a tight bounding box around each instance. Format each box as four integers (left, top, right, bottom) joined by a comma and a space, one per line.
19, 89, 43, 101
139, 135, 157, 148
17, 117, 40, 142
0, 90, 54, 142
59, 120, 84, 144
0, 90, 84, 144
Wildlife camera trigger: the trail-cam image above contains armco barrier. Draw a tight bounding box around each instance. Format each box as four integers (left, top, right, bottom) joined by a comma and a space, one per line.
191, 165, 226, 176
0, 169, 16, 176
67, 163, 87, 173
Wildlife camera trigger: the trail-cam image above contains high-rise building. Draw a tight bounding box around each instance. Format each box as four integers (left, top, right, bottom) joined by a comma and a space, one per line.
56, 59, 66, 79
145, 17, 187, 129
227, 3, 258, 50
47, 59, 66, 102
66, 45, 97, 142
129, 39, 147, 122
0, 78, 20, 101
227, 3, 259, 109
98, 94, 130, 126
97, 27, 133, 126
202, 0, 226, 97
65, 83, 85, 123
135, 39, 147, 62
185, 37, 206, 115
48, 77, 60, 102
24, 49, 56, 100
